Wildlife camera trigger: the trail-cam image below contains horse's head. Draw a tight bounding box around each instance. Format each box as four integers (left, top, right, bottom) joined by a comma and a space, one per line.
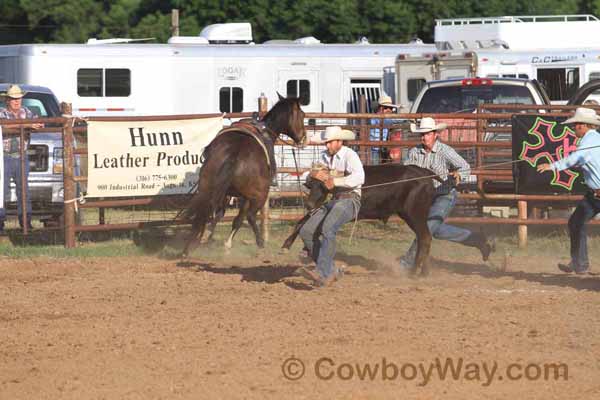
263, 94, 307, 145
304, 163, 330, 210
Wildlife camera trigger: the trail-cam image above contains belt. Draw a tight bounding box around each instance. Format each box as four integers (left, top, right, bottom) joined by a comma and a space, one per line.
334, 192, 360, 200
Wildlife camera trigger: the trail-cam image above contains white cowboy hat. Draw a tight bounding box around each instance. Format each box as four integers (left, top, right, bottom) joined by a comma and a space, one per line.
377, 95, 400, 109
321, 126, 355, 142
2, 84, 27, 99
410, 117, 447, 134
562, 107, 600, 126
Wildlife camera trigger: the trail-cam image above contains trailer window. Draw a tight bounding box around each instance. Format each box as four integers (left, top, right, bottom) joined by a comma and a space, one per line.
106, 69, 131, 97
408, 78, 426, 102
219, 87, 243, 113
537, 68, 579, 101
77, 68, 131, 97
286, 79, 310, 105
350, 79, 381, 113
78, 69, 103, 96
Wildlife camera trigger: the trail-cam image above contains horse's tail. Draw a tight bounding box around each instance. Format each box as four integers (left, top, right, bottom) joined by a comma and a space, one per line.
183, 150, 236, 223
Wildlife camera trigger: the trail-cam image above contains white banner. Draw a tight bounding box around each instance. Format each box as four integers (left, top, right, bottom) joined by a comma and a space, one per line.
87, 117, 223, 197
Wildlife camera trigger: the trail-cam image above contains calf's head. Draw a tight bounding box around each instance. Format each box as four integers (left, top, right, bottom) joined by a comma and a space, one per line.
304, 175, 330, 210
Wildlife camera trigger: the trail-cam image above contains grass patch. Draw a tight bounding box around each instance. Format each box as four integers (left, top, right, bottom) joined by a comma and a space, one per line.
0, 238, 143, 258
1, 219, 600, 265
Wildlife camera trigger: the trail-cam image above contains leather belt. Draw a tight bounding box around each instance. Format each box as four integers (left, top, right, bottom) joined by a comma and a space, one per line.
334, 192, 360, 200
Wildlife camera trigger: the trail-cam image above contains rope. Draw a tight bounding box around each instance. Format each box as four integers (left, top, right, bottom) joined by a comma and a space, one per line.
64, 194, 86, 213
347, 203, 360, 245
359, 143, 600, 190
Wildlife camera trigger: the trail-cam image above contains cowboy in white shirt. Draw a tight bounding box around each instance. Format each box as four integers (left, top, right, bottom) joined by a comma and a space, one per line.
299, 126, 365, 287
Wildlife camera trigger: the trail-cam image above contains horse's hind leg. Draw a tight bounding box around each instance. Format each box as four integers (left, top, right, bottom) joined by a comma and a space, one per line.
182, 218, 208, 258
225, 199, 248, 249
203, 205, 225, 243
245, 197, 268, 248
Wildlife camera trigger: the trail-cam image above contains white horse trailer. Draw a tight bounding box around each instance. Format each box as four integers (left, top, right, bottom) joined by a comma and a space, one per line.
395, 15, 600, 109
0, 23, 436, 188
0, 23, 435, 117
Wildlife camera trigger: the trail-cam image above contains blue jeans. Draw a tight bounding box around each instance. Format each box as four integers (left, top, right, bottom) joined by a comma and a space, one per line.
299, 197, 360, 279
1, 155, 32, 221
403, 189, 471, 266
567, 192, 600, 270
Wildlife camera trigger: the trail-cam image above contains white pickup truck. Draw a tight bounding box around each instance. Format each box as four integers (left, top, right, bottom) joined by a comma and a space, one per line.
0, 84, 66, 224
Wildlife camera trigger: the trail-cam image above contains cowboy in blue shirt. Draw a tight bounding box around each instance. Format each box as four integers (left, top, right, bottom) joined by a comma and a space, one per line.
369, 95, 398, 164
538, 107, 600, 274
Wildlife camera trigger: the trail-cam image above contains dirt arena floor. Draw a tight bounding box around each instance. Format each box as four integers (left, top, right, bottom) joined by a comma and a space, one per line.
1, 232, 600, 399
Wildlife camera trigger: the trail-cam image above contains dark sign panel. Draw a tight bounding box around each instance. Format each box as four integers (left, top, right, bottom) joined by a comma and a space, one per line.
512, 115, 587, 194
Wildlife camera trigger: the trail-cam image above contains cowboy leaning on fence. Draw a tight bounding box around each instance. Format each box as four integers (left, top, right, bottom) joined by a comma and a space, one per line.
0, 84, 44, 232
298, 126, 365, 287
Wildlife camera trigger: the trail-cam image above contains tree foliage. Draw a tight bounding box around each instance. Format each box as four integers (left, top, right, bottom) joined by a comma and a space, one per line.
0, 0, 589, 44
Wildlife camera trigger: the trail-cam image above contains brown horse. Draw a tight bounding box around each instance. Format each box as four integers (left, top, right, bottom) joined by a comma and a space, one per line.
182, 95, 306, 256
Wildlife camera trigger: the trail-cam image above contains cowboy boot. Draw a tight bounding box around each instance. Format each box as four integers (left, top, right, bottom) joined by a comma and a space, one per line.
463, 232, 495, 261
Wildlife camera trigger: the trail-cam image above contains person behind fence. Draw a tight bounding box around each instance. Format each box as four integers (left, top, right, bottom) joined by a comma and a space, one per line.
369, 95, 399, 164
0, 84, 43, 231
298, 126, 365, 287
537, 107, 600, 275
399, 117, 494, 270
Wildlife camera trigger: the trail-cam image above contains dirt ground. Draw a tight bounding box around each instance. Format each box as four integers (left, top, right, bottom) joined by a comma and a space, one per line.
1, 237, 600, 399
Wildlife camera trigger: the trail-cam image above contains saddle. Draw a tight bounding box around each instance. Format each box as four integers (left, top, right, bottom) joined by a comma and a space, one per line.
217, 117, 276, 179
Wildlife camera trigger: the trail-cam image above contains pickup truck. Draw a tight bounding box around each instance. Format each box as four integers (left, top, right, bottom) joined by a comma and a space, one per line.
403, 77, 552, 193
0, 84, 65, 224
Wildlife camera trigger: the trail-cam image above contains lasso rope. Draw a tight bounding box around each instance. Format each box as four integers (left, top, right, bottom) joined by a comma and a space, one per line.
359, 143, 600, 190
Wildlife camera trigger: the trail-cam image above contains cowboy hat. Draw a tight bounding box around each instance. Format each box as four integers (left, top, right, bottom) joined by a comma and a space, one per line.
562, 107, 600, 126
321, 126, 355, 142
377, 95, 400, 109
2, 84, 27, 99
410, 117, 447, 134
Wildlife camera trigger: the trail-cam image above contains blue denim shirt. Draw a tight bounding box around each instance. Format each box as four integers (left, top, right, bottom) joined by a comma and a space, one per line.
551, 129, 600, 189
369, 118, 394, 142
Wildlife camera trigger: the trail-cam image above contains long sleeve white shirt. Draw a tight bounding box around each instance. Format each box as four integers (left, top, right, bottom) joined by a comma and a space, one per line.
320, 146, 365, 196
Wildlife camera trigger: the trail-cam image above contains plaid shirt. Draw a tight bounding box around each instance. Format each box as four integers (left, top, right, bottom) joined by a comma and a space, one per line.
406, 141, 470, 192
0, 106, 36, 155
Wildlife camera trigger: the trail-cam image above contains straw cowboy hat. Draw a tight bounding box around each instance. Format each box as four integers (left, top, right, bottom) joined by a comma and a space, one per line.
562, 107, 600, 126
2, 84, 27, 99
321, 126, 355, 142
377, 95, 400, 109
410, 117, 447, 134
